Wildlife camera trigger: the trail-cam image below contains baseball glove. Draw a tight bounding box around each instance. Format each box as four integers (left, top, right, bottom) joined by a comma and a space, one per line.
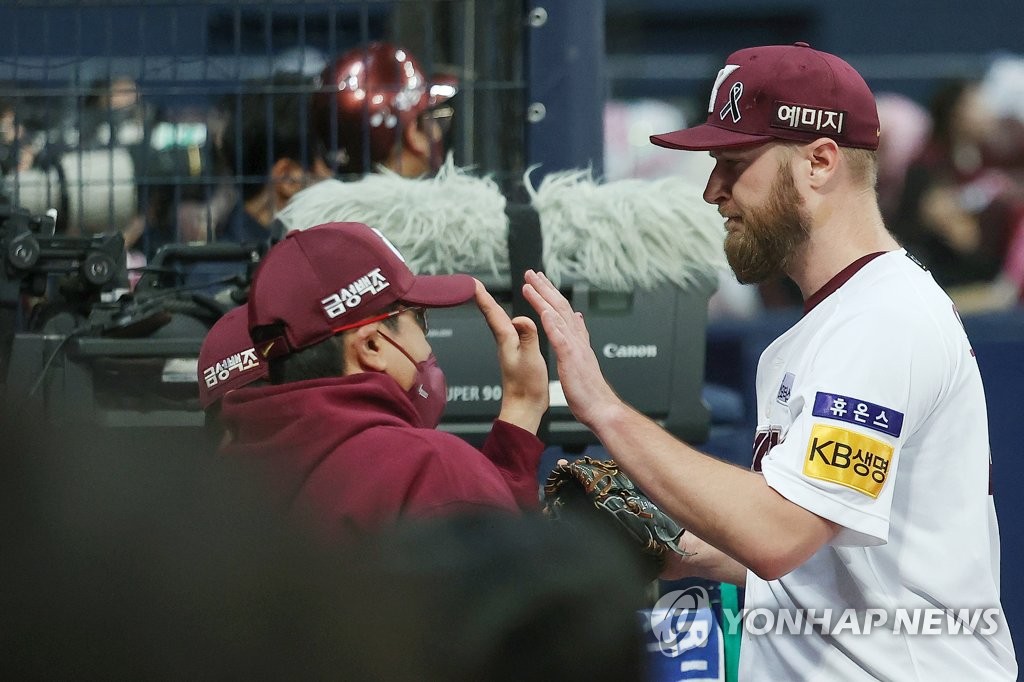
542, 456, 691, 575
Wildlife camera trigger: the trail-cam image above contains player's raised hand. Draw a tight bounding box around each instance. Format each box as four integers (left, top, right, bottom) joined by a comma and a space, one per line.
521, 270, 621, 428
474, 278, 548, 433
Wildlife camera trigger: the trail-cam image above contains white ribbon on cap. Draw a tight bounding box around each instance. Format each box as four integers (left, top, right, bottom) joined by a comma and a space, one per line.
707, 64, 740, 114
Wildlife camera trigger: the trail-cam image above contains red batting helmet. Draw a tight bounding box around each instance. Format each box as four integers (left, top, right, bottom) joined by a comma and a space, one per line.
314, 41, 458, 174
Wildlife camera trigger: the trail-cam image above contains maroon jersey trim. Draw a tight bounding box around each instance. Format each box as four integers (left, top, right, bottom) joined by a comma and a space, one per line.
803, 251, 887, 315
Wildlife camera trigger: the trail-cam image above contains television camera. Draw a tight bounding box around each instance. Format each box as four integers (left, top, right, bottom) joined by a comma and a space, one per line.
1, 197, 261, 429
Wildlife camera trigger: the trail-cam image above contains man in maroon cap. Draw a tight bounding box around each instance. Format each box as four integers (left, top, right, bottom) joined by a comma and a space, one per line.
523, 44, 1015, 679
197, 305, 269, 444
218, 221, 548, 539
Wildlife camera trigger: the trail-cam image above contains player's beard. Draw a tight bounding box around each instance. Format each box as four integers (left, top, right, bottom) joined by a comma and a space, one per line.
724, 162, 811, 284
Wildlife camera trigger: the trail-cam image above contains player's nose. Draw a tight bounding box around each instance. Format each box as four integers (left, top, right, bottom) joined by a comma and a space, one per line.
703, 165, 730, 206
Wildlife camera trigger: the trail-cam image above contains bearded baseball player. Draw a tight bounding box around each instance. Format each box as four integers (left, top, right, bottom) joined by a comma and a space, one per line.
523, 43, 1016, 680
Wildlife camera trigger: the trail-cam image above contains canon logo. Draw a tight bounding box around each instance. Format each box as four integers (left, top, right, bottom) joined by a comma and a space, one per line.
602, 343, 658, 359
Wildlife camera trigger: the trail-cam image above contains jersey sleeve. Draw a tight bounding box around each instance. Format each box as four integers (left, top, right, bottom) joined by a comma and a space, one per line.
479, 420, 545, 510
759, 305, 944, 547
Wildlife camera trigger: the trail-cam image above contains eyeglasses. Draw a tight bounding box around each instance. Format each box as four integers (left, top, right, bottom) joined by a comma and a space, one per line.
408, 306, 429, 333
331, 306, 428, 334
418, 105, 454, 137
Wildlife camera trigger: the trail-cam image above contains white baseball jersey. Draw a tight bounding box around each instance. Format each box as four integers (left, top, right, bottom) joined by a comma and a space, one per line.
739, 250, 1016, 680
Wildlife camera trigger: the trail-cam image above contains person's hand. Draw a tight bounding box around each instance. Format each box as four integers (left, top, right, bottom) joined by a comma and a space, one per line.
474, 279, 548, 434
521, 270, 622, 428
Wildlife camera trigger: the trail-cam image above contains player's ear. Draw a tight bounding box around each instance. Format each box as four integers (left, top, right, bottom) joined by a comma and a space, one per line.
343, 324, 389, 374
805, 137, 840, 188
402, 118, 431, 158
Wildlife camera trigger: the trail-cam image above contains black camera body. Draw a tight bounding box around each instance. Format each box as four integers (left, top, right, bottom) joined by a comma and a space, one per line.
429, 275, 713, 450
1, 200, 125, 306
0, 197, 253, 431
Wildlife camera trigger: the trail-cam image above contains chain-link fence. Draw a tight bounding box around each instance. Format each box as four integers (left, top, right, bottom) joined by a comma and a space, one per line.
0, 1, 528, 256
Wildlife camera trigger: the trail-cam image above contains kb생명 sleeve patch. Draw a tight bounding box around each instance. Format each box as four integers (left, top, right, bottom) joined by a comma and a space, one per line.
811, 391, 904, 437
803, 424, 893, 498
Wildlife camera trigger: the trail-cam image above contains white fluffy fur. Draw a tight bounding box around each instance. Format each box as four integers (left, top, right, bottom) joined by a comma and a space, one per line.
527, 167, 727, 292
275, 157, 509, 276
275, 156, 726, 292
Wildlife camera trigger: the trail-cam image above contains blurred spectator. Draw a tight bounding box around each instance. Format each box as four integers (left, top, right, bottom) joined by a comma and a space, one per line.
313, 41, 458, 178
1001, 226, 1024, 304
81, 74, 147, 148
0, 90, 40, 175
979, 54, 1024, 174
146, 49, 330, 253
215, 73, 332, 245
981, 55, 1024, 121
892, 79, 1024, 309
875, 92, 931, 221
79, 75, 149, 250
0, 83, 64, 214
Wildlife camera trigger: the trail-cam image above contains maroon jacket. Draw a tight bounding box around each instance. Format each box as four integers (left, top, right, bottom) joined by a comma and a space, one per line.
219, 372, 544, 538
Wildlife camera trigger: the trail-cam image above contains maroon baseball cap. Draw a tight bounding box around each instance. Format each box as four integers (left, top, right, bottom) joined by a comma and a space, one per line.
198, 306, 269, 409
651, 42, 880, 152
248, 221, 476, 358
